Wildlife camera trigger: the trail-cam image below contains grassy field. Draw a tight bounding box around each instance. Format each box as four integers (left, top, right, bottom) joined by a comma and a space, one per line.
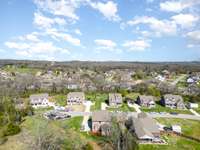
87, 93, 108, 111
139, 135, 200, 150
139, 118, 200, 150
50, 94, 67, 106
2, 65, 41, 75
141, 103, 192, 114
107, 103, 135, 112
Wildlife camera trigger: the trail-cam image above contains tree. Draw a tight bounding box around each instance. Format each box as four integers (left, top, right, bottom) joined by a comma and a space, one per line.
102, 117, 138, 150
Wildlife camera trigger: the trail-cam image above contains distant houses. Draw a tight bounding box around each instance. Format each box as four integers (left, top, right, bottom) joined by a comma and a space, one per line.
160, 94, 185, 109
109, 93, 122, 106
136, 95, 156, 108
130, 112, 160, 142
67, 92, 85, 105
92, 110, 111, 136
29, 93, 50, 108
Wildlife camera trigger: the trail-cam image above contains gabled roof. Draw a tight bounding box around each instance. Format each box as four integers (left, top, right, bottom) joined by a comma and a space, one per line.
132, 113, 159, 139
92, 110, 111, 122
30, 93, 49, 100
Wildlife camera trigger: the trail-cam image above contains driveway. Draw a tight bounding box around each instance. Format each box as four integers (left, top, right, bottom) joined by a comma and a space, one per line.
101, 102, 108, 110
81, 101, 94, 131
189, 109, 200, 116
128, 102, 141, 113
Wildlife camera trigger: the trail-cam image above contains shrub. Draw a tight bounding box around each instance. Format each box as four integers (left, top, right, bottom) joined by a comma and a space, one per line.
4, 123, 20, 136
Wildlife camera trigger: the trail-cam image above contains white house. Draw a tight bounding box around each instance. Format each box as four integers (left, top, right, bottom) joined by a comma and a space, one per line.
188, 102, 198, 109
172, 125, 181, 133
30, 93, 50, 108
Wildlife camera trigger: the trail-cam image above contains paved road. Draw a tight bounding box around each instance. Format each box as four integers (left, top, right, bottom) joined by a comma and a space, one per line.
147, 113, 200, 121
63, 111, 200, 121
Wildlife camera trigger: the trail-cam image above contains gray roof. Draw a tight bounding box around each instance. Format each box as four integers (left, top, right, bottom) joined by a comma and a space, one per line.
67, 92, 85, 99
132, 113, 159, 139
139, 95, 155, 104
30, 93, 49, 100
109, 93, 122, 103
164, 94, 183, 103
92, 110, 111, 122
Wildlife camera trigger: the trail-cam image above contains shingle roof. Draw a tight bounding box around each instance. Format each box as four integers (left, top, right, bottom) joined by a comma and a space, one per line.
92, 110, 111, 122
132, 113, 159, 139
164, 94, 183, 103
67, 92, 85, 98
30, 93, 49, 100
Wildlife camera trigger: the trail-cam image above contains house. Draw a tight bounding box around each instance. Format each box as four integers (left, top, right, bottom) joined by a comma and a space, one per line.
131, 112, 160, 142
67, 92, 85, 105
92, 110, 112, 136
109, 93, 123, 106
30, 93, 49, 108
171, 125, 181, 133
136, 95, 155, 108
187, 102, 198, 109
161, 94, 185, 109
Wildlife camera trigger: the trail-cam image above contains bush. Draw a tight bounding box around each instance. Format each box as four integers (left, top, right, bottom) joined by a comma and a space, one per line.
4, 123, 20, 136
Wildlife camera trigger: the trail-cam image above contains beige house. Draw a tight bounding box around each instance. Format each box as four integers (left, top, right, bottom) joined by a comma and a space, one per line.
131, 112, 160, 142
29, 93, 49, 108
92, 110, 111, 136
161, 94, 185, 109
109, 93, 123, 106
136, 95, 155, 108
67, 92, 85, 105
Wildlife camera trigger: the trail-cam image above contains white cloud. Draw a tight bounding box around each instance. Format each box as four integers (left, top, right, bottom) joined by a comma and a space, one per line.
46, 28, 81, 46
186, 30, 200, 48
34, 0, 80, 20
160, 0, 200, 12
127, 16, 177, 36
5, 42, 30, 50
171, 14, 198, 28
90, 1, 120, 21
34, 12, 66, 29
122, 39, 151, 51
74, 29, 82, 35
186, 30, 200, 41
94, 39, 116, 49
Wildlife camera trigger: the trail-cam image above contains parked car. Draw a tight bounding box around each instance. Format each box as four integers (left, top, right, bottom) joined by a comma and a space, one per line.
170, 112, 178, 115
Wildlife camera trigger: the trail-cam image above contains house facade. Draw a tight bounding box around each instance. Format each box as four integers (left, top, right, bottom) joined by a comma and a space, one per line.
161, 94, 185, 109
67, 92, 85, 105
92, 110, 111, 136
109, 93, 123, 106
29, 93, 49, 108
136, 95, 155, 108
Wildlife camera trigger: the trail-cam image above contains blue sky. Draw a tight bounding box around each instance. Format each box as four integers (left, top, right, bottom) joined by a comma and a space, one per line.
0, 0, 200, 61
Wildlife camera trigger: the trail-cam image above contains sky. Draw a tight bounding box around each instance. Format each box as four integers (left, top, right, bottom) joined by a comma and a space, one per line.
0, 0, 200, 61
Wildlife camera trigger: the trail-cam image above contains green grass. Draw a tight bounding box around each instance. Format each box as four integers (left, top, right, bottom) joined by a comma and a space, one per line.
141, 103, 192, 114
156, 118, 200, 139
87, 93, 108, 111
2, 66, 40, 75
51, 94, 67, 106
140, 118, 200, 150
139, 135, 200, 150
125, 92, 140, 101
107, 103, 135, 112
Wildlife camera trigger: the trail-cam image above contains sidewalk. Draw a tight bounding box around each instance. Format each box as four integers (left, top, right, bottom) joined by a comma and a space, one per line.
101, 102, 108, 110
189, 109, 200, 117
128, 102, 141, 113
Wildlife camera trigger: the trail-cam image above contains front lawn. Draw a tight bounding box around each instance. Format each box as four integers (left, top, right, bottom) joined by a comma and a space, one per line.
107, 103, 135, 112
50, 94, 67, 106
87, 93, 108, 111
141, 103, 192, 114
140, 118, 200, 150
